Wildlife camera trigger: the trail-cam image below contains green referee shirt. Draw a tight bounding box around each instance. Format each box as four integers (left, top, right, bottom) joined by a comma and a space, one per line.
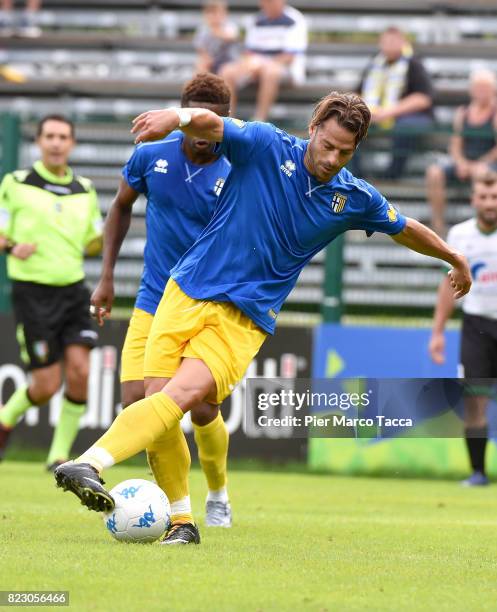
0, 160, 102, 286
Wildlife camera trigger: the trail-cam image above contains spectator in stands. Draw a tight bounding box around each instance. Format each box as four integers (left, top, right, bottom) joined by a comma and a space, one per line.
219, 0, 307, 121
194, 0, 240, 75
0, 0, 41, 37
426, 69, 497, 236
357, 27, 434, 179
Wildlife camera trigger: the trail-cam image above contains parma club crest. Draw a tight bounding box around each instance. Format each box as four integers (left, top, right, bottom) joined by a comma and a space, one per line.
331, 192, 347, 213
214, 178, 225, 196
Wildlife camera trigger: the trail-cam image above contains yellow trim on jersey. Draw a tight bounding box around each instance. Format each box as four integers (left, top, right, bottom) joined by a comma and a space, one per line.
120, 307, 154, 383
144, 279, 267, 404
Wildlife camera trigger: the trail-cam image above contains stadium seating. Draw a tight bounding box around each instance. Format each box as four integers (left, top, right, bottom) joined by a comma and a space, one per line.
6, 0, 497, 42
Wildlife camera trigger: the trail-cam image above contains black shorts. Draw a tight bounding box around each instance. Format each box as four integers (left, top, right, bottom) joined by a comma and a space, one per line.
460, 313, 497, 396
11, 279, 98, 370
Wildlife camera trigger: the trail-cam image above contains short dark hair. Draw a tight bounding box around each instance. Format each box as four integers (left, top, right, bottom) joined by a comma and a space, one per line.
473, 171, 497, 188
37, 114, 75, 138
309, 91, 371, 146
181, 72, 231, 108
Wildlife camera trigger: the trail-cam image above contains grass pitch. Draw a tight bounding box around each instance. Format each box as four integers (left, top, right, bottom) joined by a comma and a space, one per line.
1, 461, 497, 611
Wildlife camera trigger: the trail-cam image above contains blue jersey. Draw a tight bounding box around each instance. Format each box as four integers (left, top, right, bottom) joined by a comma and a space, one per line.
122, 131, 231, 314
171, 118, 407, 334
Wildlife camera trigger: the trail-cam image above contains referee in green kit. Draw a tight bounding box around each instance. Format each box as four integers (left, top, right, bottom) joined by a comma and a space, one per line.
0, 115, 103, 469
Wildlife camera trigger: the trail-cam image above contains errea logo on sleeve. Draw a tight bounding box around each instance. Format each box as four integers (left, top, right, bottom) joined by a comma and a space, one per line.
280, 160, 296, 177
154, 159, 169, 174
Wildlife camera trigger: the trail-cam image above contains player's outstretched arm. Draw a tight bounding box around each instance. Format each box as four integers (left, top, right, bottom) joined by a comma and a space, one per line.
90, 178, 139, 326
131, 108, 224, 145
391, 217, 471, 299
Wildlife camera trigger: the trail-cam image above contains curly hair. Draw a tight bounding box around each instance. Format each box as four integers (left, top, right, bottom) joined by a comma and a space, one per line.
309, 92, 371, 146
181, 72, 231, 108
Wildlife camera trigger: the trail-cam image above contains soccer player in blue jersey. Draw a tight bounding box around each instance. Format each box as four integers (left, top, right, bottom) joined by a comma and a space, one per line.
89, 74, 232, 544
55, 92, 472, 541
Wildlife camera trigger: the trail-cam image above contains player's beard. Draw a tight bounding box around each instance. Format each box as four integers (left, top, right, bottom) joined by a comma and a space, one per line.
305, 143, 338, 183
304, 142, 322, 180
477, 209, 497, 229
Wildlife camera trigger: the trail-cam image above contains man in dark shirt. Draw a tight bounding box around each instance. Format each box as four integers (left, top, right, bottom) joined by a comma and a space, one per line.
356, 27, 434, 179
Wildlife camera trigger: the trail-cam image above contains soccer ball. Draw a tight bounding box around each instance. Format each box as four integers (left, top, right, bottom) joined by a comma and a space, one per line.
102, 479, 170, 543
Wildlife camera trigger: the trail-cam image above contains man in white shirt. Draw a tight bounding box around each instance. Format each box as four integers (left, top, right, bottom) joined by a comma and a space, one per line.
430, 173, 497, 485
219, 0, 307, 121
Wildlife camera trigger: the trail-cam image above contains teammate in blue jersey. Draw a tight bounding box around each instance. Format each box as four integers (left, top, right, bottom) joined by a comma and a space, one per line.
89, 74, 233, 544
56, 92, 472, 536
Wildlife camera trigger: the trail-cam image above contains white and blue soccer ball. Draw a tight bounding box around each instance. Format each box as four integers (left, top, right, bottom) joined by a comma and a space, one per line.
102, 479, 170, 543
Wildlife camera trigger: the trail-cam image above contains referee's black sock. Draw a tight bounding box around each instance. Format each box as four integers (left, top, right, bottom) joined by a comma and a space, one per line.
464, 426, 488, 474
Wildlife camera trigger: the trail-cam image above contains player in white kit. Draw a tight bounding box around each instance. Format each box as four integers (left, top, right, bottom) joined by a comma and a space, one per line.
430, 173, 497, 485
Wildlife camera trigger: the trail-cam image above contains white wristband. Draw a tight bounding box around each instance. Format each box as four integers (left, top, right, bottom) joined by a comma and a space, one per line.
172, 107, 192, 128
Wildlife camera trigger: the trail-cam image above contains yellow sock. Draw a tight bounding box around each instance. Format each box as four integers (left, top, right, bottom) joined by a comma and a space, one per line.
147, 424, 194, 525
75, 392, 183, 472
193, 411, 229, 493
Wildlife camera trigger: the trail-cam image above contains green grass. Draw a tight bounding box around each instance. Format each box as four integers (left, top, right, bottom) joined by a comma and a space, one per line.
2, 462, 497, 611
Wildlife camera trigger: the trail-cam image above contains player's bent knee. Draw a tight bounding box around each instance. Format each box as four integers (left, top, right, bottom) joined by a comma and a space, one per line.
121, 380, 145, 408
66, 362, 89, 387
145, 377, 170, 398
162, 382, 209, 412
65, 348, 90, 380
29, 378, 60, 405
191, 402, 219, 426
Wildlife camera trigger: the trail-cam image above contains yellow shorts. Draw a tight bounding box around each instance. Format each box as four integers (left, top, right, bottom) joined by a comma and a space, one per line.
120, 307, 154, 383
144, 279, 267, 404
